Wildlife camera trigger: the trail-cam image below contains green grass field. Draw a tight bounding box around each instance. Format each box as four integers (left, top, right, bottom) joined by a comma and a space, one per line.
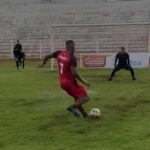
0, 60, 150, 150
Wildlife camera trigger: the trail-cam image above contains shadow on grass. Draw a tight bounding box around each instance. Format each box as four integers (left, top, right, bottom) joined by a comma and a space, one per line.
104, 97, 150, 113
0, 141, 6, 149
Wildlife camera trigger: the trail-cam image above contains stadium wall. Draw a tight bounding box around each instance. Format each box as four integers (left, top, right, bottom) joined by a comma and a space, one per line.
0, 0, 150, 58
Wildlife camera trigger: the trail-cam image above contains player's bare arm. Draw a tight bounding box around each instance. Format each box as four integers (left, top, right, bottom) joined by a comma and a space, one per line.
39, 54, 54, 67
71, 66, 90, 87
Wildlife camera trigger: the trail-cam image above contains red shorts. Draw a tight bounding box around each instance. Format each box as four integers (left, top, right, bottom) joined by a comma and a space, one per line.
60, 80, 88, 100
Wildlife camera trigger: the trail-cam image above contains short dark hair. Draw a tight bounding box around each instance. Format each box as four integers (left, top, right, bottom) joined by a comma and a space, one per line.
66, 40, 74, 46
121, 47, 125, 50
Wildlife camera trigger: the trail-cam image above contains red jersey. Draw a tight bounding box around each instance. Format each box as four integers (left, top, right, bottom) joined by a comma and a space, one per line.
53, 51, 77, 82
52, 50, 87, 100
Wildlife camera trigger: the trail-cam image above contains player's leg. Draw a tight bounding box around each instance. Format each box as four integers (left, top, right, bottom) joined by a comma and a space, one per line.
68, 85, 89, 117
14, 52, 19, 69
22, 59, 25, 69
15, 57, 19, 69
75, 95, 89, 106
68, 96, 89, 118
108, 65, 122, 80
21, 53, 25, 69
124, 65, 136, 80
18, 53, 22, 67
61, 83, 81, 117
61, 82, 89, 117
68, 94, 89, 117
19, 59, 22, 66
21, 58, 25, 69
77, 105, 88, 118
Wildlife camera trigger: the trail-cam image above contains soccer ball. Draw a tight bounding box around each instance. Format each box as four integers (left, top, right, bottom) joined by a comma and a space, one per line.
89, 108, 101, 118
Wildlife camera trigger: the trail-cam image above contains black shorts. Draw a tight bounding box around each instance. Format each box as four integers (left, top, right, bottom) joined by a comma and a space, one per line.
114, 64, 133, 71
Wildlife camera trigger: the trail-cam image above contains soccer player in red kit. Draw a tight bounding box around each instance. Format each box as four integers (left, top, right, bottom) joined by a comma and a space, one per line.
39, 40, 90, 117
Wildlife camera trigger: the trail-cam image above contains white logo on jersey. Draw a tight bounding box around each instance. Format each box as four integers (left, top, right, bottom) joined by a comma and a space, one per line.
59, 55, 68, 61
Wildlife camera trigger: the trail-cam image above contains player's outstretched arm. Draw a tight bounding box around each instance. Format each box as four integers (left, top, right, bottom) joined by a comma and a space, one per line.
39, 54, 54, 67
39, 51, 60, 67
71, 66, 90, 87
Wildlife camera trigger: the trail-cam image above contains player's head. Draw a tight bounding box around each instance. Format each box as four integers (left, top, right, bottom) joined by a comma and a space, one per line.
66, 40, 75, 54
17, 40, 20, 44
120, 47, 125, 53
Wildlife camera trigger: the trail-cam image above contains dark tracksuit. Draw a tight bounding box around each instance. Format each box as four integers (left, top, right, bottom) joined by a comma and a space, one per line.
13, 43, 25, 69
109, 52, 136, 80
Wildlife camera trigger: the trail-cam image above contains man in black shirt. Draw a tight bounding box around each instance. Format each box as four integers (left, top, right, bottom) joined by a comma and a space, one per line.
108, 47, 136, 81
14, 40, 22, 53
13, 40, 25, 69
